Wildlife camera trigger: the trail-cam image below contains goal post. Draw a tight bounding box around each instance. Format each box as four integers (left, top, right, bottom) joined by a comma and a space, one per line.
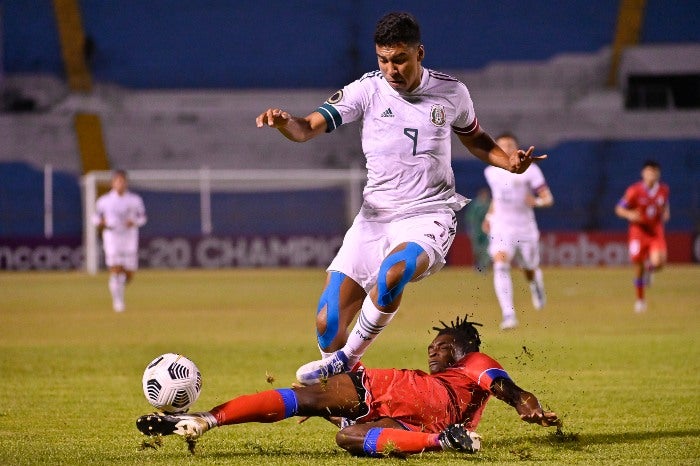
81, 168, 366, 274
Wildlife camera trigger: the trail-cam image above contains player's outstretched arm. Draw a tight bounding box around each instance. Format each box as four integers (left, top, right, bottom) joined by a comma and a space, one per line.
490, 377, 559, 427
255, 108, 327, 142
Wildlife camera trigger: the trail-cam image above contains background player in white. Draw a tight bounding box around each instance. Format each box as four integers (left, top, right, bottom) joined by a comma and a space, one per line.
255, 12, 546, 384
92, 170, 147, 312
482, 133, 553, 330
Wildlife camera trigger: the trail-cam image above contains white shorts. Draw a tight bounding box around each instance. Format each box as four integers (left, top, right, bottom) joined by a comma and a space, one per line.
102, 231, 139, 271
328, 210, 457, 292
488, 233, 540, 270
104, 250, 139, 271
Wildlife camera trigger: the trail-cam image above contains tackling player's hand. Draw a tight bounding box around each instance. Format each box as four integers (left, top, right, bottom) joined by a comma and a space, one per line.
520, 409, 560, 427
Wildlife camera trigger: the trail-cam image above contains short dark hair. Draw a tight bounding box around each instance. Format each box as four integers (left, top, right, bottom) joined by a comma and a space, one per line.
642, 160, 660, 170
112, 169, 128, 179
374, 12, 421, 47
433, 315, 482, 354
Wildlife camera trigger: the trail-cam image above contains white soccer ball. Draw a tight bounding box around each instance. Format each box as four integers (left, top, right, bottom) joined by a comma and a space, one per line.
142, 353, 202, 413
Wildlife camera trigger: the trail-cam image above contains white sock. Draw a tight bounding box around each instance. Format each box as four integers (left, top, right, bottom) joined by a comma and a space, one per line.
116, 272, 126, 303
535, 267, 544, 288
109, 273, 120, 302
198, 411, 218, 428
342, 296, 396, 367
528, 267, 545, 293
319, 345, 333, 359
533, 267, 544, 289
493, 262, 516, 320
530, 267, 546, 309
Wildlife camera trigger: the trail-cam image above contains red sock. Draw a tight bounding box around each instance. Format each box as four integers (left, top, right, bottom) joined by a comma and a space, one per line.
375, 428, 441, 455
209, 390, 288, 426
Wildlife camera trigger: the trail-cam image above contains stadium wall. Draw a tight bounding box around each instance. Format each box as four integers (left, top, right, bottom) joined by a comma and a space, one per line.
3, 1, 699, 88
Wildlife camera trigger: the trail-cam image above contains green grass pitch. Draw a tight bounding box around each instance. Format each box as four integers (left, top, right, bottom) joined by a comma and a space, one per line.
1, 265, 699, 465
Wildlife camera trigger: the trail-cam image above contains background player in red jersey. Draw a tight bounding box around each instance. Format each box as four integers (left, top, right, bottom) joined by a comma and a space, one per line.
615, 160, 670, 313
137, 316, 559, 458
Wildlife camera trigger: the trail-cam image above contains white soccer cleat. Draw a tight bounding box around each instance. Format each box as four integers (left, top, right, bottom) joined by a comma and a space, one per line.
499, 317, 519, 331
530, 281, 546, 310
113, 299, 125, 312
634, 299, 647, 313
296, 350, 350, 385
136, 412, 212, 440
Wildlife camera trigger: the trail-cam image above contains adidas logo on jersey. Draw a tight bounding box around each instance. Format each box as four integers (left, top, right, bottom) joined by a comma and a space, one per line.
380, 108, 394, 118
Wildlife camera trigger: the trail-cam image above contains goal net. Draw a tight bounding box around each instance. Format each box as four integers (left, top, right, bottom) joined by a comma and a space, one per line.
81, 168, 365, 274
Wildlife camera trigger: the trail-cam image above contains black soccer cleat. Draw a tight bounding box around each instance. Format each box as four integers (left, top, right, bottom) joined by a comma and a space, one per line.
438, 424, 481, 453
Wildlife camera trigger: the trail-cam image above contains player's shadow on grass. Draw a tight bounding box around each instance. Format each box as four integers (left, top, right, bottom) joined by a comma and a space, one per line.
140, 429, 700, 459
499, 428, 700, 450
205, 449, 347, 460
572, 428, 700, 445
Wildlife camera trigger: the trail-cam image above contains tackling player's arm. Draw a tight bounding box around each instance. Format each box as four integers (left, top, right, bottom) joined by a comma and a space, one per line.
457, 130, 545, 174
489, 377, 559, 427
255, 108, 328, 142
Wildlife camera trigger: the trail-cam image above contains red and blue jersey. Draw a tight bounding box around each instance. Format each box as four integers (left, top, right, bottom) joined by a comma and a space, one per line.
358, 352, 509, 432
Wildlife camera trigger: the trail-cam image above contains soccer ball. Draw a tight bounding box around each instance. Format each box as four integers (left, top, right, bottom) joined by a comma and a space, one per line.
142, 353, 202, 413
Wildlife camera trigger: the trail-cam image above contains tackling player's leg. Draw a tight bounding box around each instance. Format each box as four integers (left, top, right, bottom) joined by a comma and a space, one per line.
137, 375, 364, 439
338, 421, 480, 457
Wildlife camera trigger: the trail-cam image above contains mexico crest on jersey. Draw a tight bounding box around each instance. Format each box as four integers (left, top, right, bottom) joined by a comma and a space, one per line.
430, 104, 446, 127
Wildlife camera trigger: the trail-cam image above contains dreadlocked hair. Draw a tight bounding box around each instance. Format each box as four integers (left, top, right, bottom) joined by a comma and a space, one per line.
433, 315, 483, 354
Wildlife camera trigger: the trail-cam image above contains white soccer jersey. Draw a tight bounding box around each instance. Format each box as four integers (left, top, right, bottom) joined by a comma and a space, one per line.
318, 67, 479, 221
93, 189, 147, 257
484, 163, 548, 241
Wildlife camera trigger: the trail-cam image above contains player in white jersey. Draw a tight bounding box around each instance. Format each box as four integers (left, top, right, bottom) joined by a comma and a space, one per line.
482, 133, 554, 330
92, 170, 147, 312
255, 12, 546, 384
